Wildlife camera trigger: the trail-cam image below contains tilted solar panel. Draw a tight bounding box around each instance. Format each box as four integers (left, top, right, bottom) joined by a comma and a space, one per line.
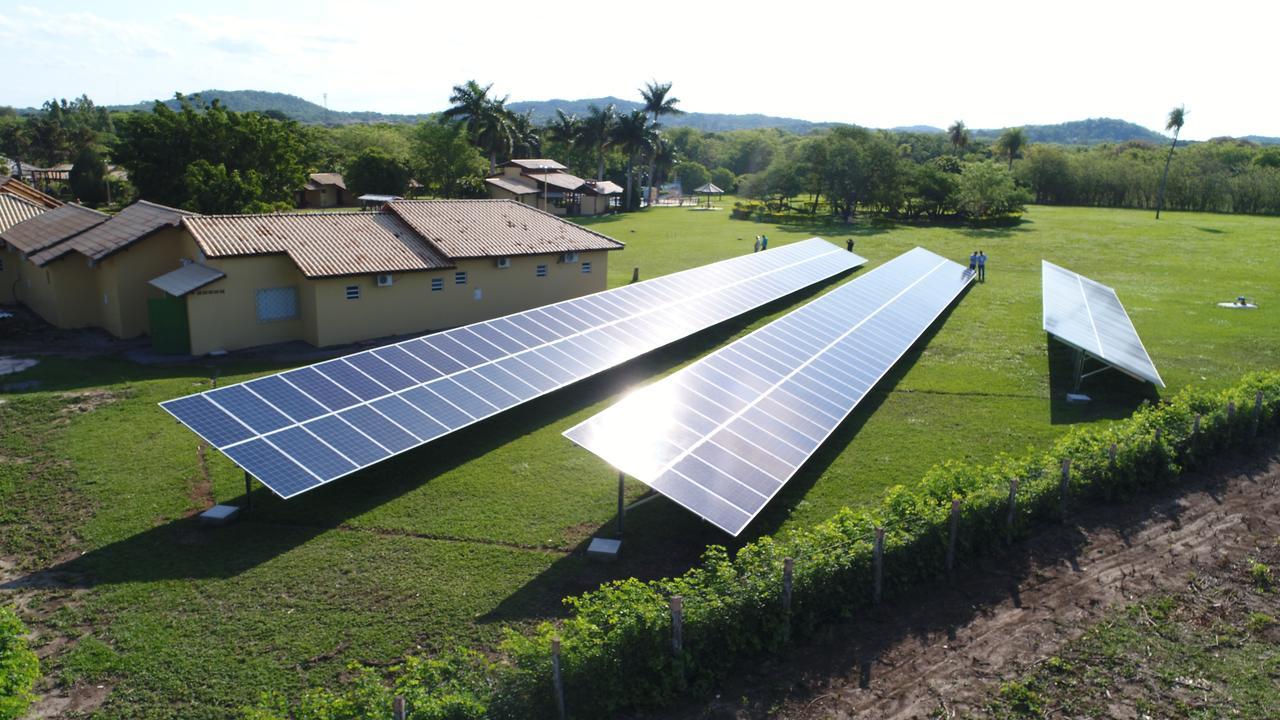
1041, 260, 1164, 387
161, 238, 866, 499
563, 247, 972, 536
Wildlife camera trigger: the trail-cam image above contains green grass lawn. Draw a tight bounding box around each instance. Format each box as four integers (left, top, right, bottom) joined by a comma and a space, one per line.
2, 203, 1278, 717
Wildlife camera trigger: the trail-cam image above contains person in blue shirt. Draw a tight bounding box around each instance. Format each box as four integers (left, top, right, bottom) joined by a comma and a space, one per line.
760, 234, 769, 250
977, 250, 987, 282
969, 250, 978, 275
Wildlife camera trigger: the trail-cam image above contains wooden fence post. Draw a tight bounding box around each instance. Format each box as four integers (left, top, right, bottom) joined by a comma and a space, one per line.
1006, 478, 1019, 542
551, 638, 566, 720
946, 499, 961, 578
393, 696, 407, 720
1254, 390, 1265, 438
873, 527, 885, 605
1060, 458, 1071, 524
670, 596, 683, 653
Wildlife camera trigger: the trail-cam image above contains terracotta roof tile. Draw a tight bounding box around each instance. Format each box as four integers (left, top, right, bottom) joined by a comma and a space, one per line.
387, 199, 623, 258
0, 175, 63, 209
0, 203, 108, 255
183, 212, 454, 278
29, 200, 191, 266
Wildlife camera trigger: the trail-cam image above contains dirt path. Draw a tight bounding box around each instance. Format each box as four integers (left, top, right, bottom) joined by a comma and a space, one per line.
654, 447, 1280, 719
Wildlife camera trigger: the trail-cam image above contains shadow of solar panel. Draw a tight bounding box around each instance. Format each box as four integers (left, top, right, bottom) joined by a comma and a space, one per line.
161, 239, 866, 499
564, 247, 973, 536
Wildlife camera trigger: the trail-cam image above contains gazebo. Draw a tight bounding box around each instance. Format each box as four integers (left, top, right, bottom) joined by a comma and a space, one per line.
692, 182, 724, 208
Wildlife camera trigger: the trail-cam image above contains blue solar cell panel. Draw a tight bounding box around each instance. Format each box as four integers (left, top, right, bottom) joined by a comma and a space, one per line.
346, 353, 415, 391
245, 375, 328, 423
163, 395, 255, 446
304, 415, 390, 467
224, 439, 319, 498
401, 339, 465, 375
315, 359, 391, 399
339, 405, 418, 453
373, 346, 442, 383
565, 247, 970, 535
161, 238, 865, 499
268, 427, 356, 481
400, 386, 472, 430
206, 385, 293, 434
370, 396, 448, 442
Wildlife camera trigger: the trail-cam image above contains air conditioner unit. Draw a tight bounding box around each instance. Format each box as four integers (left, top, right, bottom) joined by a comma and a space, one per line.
495, 257, 511, 269
376, 273, 394, 287
561, 251, 579, 263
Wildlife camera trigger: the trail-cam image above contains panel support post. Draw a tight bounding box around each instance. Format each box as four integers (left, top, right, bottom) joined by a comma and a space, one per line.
670, 596, 683, 654
1071, 348, 1086, 393
617, 472, 625, 538
393, 696, 406, 720
873, 527, 885, 605
1060, 458, 1071, 524
551, 638, 566, 720
946, 499, 961, 579
243, 470, 252, 513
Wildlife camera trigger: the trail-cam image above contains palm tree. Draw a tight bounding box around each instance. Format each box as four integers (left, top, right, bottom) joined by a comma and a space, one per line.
994, 127, 1026, 170
612, 109, 656, 211
442, 80, 512, 173
1155, 105, 1186, 219
547, 109, 581, 148
580, 103, 617, 180
640, 81, 682, 206
947, 120, 969, 153
508, 110, 541, 159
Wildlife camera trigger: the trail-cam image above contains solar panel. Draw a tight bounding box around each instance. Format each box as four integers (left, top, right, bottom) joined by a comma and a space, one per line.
563, 247, 972, 536
162, 238, 865, 499
1041, 260, 1164, 387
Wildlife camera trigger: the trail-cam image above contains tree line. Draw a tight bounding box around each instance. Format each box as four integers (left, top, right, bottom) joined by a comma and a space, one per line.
3, 90, 1279, 218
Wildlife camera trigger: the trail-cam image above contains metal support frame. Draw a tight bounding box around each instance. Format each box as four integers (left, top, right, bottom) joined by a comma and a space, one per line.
243, 470, 253, 513
617, 472, 625, 538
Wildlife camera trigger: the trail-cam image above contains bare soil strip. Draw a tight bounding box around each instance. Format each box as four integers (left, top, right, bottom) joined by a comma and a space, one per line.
652, 447, 1280, 719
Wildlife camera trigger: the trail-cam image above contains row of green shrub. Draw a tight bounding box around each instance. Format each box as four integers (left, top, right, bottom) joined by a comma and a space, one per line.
0, 606, 39, 720
255, 371, 1280, 719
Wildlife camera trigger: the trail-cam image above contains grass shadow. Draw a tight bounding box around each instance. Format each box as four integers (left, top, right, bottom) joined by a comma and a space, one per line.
1046, 334, 1159, 425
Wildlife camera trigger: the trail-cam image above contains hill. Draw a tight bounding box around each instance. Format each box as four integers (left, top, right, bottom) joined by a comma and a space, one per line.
107, 89, 435, 125
970, 117, 1167, 145
505, 96, 836, 133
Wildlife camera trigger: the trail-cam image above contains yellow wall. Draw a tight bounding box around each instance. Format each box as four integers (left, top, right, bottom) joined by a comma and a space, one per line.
308, 251, 611, 347
11, 252, 97, 329
0, 245, 18, 304
184, 253, 310, 356
95, 227, 187, 338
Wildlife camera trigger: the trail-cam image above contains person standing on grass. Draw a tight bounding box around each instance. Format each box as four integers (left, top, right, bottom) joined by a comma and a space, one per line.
761, 234, 769, 250
846, 238, 855, 252
977, 250, 987, 282
753, 236, 761, 253
969, 250, 978, 275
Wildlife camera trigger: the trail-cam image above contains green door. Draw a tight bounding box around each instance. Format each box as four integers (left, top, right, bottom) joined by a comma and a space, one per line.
148, 296, 191, 355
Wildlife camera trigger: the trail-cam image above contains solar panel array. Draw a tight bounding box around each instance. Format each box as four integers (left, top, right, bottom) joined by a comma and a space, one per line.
161, 238, 865, 499
564, 247, 972, 536
1041, 260, 1164, 387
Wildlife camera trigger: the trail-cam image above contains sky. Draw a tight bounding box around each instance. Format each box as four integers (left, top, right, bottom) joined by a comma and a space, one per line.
1, 0, 1275, 140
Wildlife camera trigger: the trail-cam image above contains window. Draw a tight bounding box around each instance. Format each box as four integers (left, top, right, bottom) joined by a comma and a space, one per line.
562, 252, 579, 263
256, 287, 299, 322
345, 285, 360, 300
535, 264, 548, 278
581, 261, 592, 274
431, 278, 444, 291
455, 271, 467, 285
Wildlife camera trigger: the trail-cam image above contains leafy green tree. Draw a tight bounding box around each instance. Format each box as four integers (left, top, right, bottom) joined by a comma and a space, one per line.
612, 110, 656, 210
1018, 145, 1073, 203
909, 161, 958, 218
114, 95, 306, 211
0, 606, 39, 720
412, 122, 487, 198
710, 167, 736, 193
947, 120, 969, 153
183, 160, 267, 214
1155, 105, 1186, 219
640, 81, 682, 205
442, 80, 514, 173
956, 161, 1030, 219
994, 127, 1027, 170
676, 161, 710, 194
69, 146, 108, 205
580, 104, 618, 180
345, 147, 411, 198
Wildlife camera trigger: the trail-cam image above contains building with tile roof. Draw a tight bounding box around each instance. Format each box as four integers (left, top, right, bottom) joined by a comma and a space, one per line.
297, 172, 354, 208
485, 159, 622, 216
0, 175, 63, 209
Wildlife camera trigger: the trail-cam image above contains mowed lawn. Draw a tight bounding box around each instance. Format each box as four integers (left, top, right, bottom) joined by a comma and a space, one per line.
2, 204, 1277, 717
